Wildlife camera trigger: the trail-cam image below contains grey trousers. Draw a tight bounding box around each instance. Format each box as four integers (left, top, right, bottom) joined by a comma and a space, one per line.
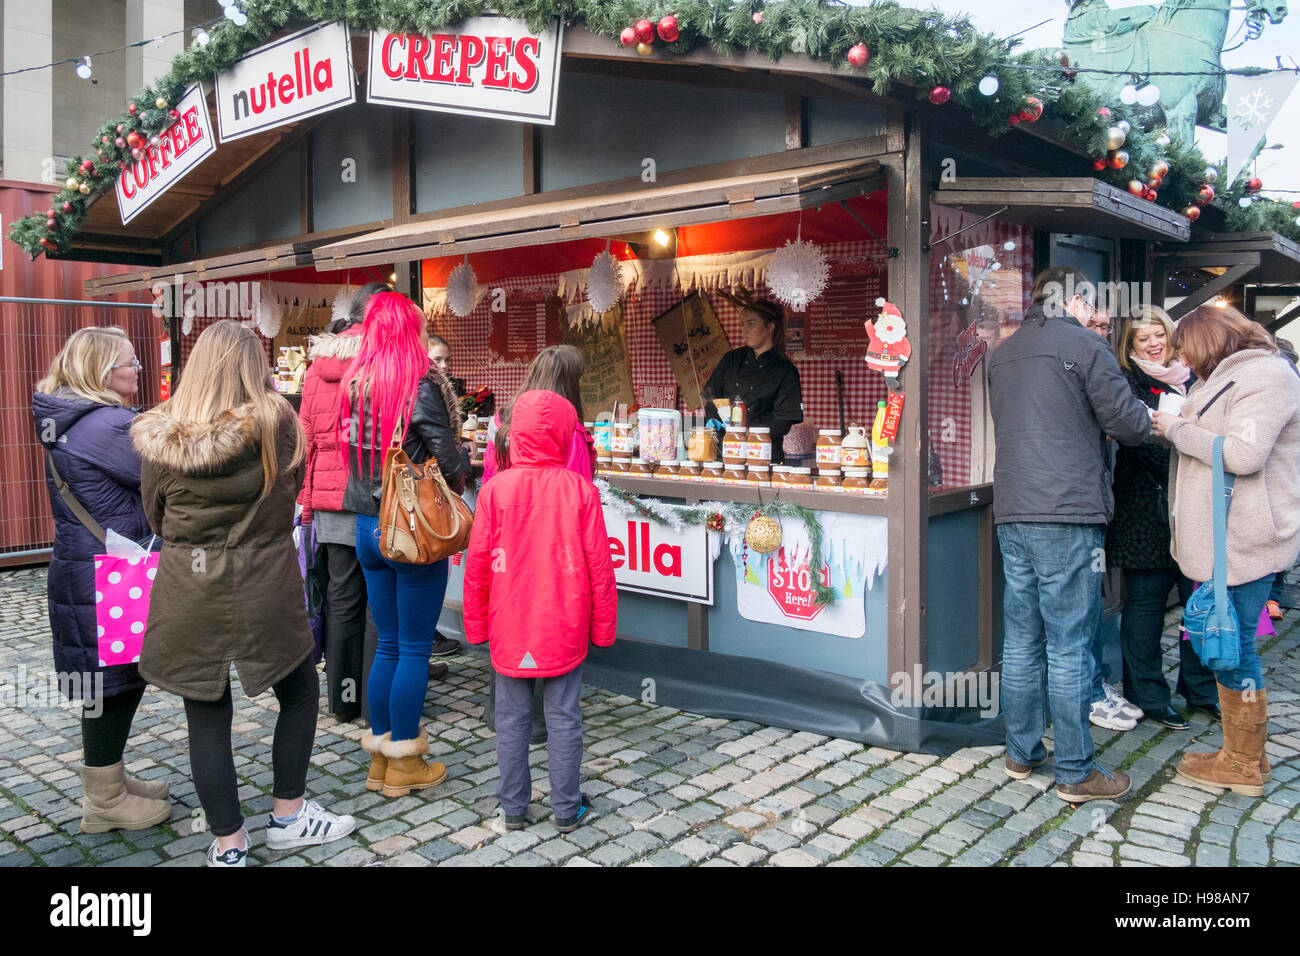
495, 666, 583, 819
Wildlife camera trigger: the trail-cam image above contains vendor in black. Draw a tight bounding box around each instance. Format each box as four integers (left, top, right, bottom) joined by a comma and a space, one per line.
702, 296, 802, 463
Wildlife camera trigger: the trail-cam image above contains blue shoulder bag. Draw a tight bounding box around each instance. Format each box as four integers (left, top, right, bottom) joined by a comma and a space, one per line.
1181, 435, 1240, 672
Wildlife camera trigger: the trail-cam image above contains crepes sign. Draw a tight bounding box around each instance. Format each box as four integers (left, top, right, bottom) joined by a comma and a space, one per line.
367, 15, 563, 125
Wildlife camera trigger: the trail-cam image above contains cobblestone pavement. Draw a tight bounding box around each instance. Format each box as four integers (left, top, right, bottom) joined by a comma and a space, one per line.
2, 567, 1297, 868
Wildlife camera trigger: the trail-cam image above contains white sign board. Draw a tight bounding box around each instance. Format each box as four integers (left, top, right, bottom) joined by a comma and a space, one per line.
604, 507, 713, 605
367, 16, 563, 125
116, 85, 216, 225
216, 21, 355, 143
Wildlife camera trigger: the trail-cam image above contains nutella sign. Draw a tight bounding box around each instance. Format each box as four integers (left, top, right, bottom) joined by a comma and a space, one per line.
367, 16, 563, 125
115, 85, 215, 225
216, 21, 355, 142
603, 508, 713, 605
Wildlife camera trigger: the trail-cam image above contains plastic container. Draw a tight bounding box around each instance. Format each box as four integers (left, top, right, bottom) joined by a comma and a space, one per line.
636, 408, 683, 463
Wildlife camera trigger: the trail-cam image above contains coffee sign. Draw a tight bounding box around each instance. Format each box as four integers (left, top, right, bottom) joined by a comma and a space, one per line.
116, 85, 216, 225
367, 15, 563, 125
215, 21, 355, 142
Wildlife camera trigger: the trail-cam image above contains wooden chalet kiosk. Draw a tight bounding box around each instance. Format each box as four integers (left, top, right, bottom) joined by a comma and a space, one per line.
56, 15, 1211, 751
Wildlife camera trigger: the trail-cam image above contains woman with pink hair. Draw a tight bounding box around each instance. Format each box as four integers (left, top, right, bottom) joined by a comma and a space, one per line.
338, 292, 468, 797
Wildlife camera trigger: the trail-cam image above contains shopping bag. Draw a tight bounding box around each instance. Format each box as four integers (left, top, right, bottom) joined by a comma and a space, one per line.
94, 531, 159, 666
295, 514, 327, 664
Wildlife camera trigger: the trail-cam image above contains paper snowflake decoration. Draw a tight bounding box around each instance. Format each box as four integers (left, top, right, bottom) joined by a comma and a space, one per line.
1233, 88, 1274, 130
331, 287, 353, 326
446, 261, 482, 318
250, 287, 283, 339
586, 250, 626, 314
766, 239, 829, 312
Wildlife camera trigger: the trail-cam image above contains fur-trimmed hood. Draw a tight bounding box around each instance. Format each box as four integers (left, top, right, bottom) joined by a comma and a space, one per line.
307, 326, 363, 363
131, 401, 261, 476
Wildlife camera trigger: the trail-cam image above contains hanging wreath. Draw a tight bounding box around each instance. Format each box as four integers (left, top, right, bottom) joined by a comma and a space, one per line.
766, 239, 829, 312
586, 250, 626, 314
446, 261, 481, 318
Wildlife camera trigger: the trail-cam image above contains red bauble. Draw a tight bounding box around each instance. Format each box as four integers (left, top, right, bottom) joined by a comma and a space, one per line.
126, 131, 144, 149
657, 15, 679, 43
1247, 177, 1262, 192
114, 137, 125, 148
1148, 176, 1162, 190
116, 124, 124, 133
168, 109, 180, 120
1107, 150, 1129, 169
128, 104, 137, 114
753, 11, 763, 24
1183, 205, 1201, 221
1008, 114, 1021, 126
1197, 184, 1215, 205
46, 218, 57, 230
1097, 107, 1111, 119
620, 27, 636, 46
80, 159, 94, 174
634, 19, 654, 44
62, 202, 73, 213
1092, 159, 1107, 171
1019, 96, 1043, 123
100, 135, 109, 144
1127, 180, 1145, 196
928, 86, 950, 106
847, 43, 869, 68
1145, 189, 1158, 202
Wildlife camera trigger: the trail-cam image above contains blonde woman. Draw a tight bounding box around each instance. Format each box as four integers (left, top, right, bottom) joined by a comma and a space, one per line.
1107, 306, 1218, 729
132, 320, 354, 866
33, 327, 171, 834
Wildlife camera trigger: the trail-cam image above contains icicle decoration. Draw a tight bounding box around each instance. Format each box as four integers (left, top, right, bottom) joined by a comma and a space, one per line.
766, 239, 829, 311
586, 250, 626, 314
445, 261, 482, 318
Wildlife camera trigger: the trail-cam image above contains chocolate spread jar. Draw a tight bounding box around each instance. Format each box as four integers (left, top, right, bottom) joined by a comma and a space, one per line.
657, 460, 679, 479
723, 463, 747, 483
842, 468, 871, 493
816, 429, 843, 469
745, 427, 772, 467
722, 428, 747, 465
815, 468, 843, 491
747, 465, 771, 487
701, 461, 726, 482
786, 466, 813, 487
678, 460, 701, 482
629, 458, 655, 477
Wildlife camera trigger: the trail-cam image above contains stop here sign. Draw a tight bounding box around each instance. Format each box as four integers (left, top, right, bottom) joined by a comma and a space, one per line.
766, 549, 831, 621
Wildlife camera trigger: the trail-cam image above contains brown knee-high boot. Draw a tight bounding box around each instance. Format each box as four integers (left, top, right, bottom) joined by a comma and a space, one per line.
1177, 684, 1268, 798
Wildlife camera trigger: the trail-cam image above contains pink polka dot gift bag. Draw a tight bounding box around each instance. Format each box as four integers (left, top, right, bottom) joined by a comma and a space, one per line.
94, 531, 159, 667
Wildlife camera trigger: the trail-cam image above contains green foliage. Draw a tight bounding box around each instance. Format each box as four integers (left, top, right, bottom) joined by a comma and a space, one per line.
11, 0, 1297, 259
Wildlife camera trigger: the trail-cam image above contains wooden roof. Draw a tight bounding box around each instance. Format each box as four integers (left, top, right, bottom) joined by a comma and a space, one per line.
935, 177, 1191, 242
1154, 231, 1300, 284
313, 157, 883, 271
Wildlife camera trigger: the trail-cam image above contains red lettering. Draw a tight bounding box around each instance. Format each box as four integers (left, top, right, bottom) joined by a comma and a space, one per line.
279, 73, 295, 104
157, 131, 173, 170
183, 107, 202, 143
249, 84, 267, 114
455, 34, 485, 85
266, 71, 278, 108
653, 544, 681, 578
627, 520, 637, 571
381, 33, 405, 79
132, 160, 149, 190
430, 35, 456, 83
144, 145, 161, 180
640, 521, 652, 572
483, 36, 513, 89
119, 166, 136, 199
608, 537, 625, 570
313, 53, 332, 90
169, 121, 186, 160
512, 37, 540, 92
405, 34, 430, 80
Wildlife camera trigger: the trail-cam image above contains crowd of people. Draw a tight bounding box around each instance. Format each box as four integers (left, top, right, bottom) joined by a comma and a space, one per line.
990, 265, 1300, 803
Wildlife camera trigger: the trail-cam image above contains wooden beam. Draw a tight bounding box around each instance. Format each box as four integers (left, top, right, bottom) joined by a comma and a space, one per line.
392, 110, 413, 224
1166, 262, 1259, 320
785, 95, 805, 150
523, 124, 540, 195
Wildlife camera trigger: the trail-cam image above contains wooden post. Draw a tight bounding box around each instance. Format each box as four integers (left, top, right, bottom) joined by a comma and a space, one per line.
392, 110, 416, 300
785, 95, 805, 151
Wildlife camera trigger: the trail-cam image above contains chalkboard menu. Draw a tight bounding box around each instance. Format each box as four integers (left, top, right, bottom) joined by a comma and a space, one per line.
563, 303, 635, 420
796, 271, 884, 358
489, 292, 566, 364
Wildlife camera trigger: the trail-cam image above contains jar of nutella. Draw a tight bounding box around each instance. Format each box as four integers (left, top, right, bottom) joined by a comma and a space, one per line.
608, 459, 629, 476
678, 460, 702, 482
474, 420, 490, 447
723, 463, 748, 483
745, 426, 772, 467
595, 455, 612, 475
657, 460, 679, 479
816, 429, 843, 469
612, 422, 635, 460
747, 465, 771, 487
771, 465, 789, 487
842, 468, 871, 493
722, 427, 747, 465
629, 458, 655, 477
786, 466, 813, 487
816, 468, 843, 491
701, 460, 726, 482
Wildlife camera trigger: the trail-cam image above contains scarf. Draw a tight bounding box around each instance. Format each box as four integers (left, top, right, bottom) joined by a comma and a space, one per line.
1130, 354, 1191, 394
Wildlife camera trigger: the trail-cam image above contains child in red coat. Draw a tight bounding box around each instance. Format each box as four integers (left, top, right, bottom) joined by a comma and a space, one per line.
462, 389, 617, 831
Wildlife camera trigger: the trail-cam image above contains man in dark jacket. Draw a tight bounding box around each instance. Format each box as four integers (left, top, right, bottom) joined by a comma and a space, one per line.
988, 266, 1151, 803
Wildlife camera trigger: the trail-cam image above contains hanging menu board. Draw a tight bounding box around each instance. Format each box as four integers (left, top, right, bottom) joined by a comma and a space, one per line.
651, 291, 732, 412
797, 267, 885, 359
489, 293, 565, 363
564, 304, 635, 420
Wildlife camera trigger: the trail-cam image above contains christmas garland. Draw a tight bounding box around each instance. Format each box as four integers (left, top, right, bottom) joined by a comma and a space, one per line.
597, 478, 836, 606
10, 0, 1296, 259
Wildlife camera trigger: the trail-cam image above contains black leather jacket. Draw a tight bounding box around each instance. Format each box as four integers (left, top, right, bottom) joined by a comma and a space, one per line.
342, 373, 469, 516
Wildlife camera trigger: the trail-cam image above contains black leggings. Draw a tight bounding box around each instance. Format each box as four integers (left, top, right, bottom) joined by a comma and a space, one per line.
183, 656, 319, 838
82, 686, 145, 767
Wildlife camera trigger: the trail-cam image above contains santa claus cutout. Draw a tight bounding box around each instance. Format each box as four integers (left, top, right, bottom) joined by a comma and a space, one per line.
864, 300, 911, 383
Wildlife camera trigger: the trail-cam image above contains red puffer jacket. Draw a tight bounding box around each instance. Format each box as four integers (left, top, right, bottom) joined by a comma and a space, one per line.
297, 327, 362, 522
463, 389, 617, 677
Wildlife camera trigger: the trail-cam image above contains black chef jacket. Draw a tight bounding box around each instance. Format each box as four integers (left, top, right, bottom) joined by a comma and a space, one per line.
702, 346, 803, 463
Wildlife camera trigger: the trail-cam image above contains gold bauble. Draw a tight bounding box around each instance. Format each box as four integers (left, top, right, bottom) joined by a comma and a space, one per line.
65, 177, 79, 190
155, 97, 168, 109
78, 183, 91, 194
1105, 126, 1126, 150
636, 42, 654, 56
745, 514, 782, 554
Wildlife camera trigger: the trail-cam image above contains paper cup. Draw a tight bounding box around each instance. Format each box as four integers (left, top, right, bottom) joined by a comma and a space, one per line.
1157, 392, 1186, 416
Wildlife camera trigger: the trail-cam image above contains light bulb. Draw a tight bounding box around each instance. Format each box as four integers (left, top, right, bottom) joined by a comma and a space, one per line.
1003, 241, 1016, 251
192, 27, 210, 46
653, 229, 670, 246
1137, 84, 1160, 107
1120, 84, 1139, 105
978, 75, 999, 96
75, 56, 92, 80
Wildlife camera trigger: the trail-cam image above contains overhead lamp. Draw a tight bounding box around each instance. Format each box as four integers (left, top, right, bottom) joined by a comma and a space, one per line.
1120, 82, 1139, 105
1214, 297, 1228, 308
653, 228, 671, 246
223, 3, 247, 26
1136, 83, 1160, 107
75, 56, 94, 82
192, 27, 211, 47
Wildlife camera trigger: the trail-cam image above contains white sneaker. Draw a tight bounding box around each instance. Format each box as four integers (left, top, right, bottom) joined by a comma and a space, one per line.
1089, 699, 1138, 731
265, 799, 356, 851
1102, 681, 1144, 720
205, 828, 249, 867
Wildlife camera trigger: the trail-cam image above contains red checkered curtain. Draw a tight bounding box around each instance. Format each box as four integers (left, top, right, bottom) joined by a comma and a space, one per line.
927, 204, 1034, 491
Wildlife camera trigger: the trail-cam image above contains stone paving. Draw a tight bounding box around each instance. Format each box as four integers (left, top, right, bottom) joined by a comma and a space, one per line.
1, 565, 1297, 867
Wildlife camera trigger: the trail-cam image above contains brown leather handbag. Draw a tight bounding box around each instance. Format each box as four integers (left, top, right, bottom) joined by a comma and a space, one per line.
377, 420, 473, 564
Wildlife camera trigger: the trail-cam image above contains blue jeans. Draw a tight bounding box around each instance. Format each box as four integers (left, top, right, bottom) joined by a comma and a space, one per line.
355, 513, 450, 741
1214, 574, 1272, 693
1089, 599, 1119, 705
998, 522, 1105, 785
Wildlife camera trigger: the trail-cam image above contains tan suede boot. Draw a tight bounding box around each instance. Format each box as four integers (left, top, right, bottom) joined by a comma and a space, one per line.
123, 775, 170, 800
361, 731, 389, 792
379, 729, 447, 797
80, 761, 172, 833
1176, 684, 1268, 798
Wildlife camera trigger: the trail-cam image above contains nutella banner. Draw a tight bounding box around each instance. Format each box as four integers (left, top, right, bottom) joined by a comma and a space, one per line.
367, 16, 563, 125
216, 21, 355, 143
604, 507, 713, 605
116, 85, 216, 225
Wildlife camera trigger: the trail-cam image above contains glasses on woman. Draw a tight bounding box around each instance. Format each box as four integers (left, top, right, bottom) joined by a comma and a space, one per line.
110, 357, 143, 371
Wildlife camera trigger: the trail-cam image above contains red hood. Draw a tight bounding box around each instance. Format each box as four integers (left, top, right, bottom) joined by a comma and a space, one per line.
510, 390, 576, 468
306, 325, 363, 384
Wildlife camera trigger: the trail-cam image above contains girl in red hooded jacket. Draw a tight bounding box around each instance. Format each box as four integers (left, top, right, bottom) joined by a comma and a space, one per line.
462, 388, 617, 832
